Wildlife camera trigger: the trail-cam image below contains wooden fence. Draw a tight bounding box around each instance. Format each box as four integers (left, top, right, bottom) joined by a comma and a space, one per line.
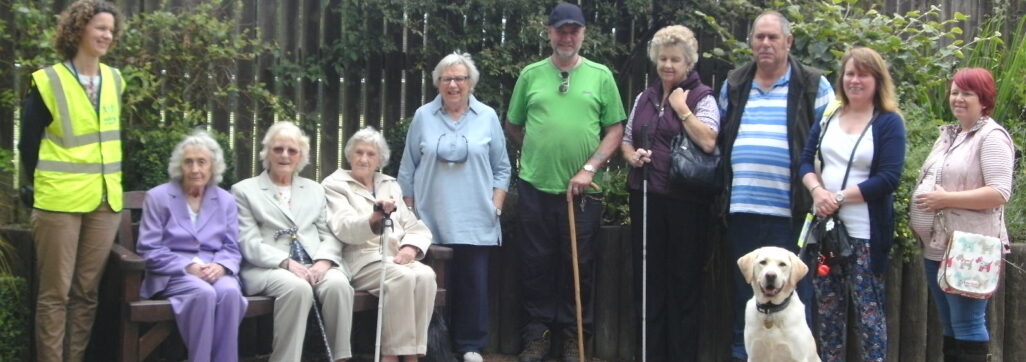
2, 0, 1023, 211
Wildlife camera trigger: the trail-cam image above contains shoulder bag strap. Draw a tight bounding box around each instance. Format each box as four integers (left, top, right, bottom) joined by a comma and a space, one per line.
839, 110, 879, 190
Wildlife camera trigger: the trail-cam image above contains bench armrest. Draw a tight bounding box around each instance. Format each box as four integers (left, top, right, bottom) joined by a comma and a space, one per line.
424, 245, 452, 262
110, 243, 145, 272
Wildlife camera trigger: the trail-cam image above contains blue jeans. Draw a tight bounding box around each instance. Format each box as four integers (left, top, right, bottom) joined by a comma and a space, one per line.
924, 259, 990, 341
728, 212, 812, 360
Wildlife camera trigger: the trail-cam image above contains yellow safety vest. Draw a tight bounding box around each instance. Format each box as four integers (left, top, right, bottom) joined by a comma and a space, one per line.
32, 63, 124, 212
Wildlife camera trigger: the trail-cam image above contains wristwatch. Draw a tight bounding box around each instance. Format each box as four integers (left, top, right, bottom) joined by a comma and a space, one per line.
495, 208, 502, 217
582, 164, 596, 173
834, 191, 846, 205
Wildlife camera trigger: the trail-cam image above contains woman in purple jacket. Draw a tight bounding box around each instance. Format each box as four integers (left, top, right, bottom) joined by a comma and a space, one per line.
619, 25, 720, 362
136, 130, 247, 362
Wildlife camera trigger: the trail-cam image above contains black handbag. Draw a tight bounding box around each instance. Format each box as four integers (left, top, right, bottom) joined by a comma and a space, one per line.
669, 124, 721, 190
815, 215, 854, 268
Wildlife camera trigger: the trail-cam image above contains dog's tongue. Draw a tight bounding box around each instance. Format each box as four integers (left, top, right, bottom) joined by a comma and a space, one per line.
763, 286, 780, 296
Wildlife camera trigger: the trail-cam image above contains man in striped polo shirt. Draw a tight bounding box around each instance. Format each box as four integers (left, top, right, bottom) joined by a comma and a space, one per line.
717, 11, 835, 361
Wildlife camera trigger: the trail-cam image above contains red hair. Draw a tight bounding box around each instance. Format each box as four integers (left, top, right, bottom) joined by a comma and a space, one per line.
951, 68, 997, 116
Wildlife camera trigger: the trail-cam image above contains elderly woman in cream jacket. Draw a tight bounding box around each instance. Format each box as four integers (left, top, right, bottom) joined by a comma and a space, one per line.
232, 121, 354, 362
323, 126, 436, 362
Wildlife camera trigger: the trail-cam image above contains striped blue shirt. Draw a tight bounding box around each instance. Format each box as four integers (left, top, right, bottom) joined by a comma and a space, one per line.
718, 66, 834, 217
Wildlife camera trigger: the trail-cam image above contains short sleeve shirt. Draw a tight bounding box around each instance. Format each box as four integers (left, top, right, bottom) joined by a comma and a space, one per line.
507, 57, 626, 194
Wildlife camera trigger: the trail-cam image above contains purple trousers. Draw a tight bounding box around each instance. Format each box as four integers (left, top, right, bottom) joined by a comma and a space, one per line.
161, 274, 247, 362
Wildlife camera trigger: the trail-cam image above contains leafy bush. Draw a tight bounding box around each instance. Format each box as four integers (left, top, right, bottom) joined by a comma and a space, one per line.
0, 276, 29, 362
122, 125, 236, 192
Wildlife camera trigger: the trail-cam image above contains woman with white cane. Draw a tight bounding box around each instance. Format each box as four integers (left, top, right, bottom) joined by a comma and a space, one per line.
324, 126, 436, 362
620, 25, 720, 362
233, 121, 354, 362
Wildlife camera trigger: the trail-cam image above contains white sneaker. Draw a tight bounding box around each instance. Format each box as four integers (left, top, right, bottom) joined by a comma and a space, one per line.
462, 351, 484, 362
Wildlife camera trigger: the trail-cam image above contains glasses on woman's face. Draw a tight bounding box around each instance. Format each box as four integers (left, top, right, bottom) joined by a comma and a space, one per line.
272, 146, 300, 156
559, 71, 570, 94
441, 76, 470, 85
436, 133, 469, 164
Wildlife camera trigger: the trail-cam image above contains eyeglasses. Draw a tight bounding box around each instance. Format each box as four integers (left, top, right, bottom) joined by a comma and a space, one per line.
559, 71, 570, 94
436, 133, 469, 164
441, 76, 470, 85
272, 146, 300, 156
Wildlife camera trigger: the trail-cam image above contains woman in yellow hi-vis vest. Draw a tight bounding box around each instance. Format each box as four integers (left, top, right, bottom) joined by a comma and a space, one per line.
17, 1, 125, 361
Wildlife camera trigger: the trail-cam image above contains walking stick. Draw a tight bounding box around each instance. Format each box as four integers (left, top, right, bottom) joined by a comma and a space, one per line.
277, 228, 334, 362
373, 209, 394, 362
567, 182, 600, 362
640, 125, 650, 362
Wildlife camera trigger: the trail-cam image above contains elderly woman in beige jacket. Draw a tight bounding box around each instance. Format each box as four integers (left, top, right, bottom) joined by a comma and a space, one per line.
232, 121, 354, 362
323, 126, 436, 362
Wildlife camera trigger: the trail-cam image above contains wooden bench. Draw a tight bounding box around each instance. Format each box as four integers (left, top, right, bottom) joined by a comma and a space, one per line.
104, 190, 450, 362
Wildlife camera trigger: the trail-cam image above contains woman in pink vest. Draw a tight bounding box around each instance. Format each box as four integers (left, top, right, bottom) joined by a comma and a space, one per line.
911, 68, 1014, 362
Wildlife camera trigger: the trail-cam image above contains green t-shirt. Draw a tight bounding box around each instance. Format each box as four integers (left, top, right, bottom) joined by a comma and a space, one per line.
507, 57, 626, 194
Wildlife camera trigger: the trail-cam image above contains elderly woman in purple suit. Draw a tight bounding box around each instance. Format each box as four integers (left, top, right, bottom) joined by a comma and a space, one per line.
136, 130, 247, 362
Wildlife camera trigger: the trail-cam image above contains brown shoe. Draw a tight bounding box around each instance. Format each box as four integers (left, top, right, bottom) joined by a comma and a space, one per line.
563, 334, 583, 362
518, 330, 550, 362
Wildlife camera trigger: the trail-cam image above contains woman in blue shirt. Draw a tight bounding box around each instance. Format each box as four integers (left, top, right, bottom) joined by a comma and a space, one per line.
397, 52, 512, 362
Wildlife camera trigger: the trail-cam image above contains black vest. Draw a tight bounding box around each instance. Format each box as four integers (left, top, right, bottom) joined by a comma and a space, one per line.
717, 57, 825, 221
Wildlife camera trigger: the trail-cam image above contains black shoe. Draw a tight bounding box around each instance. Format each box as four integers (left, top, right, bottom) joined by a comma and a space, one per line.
958, 340, 991, 362
518, 330, 550, 362
943, 336, 958, 362
563, 334, 582, 362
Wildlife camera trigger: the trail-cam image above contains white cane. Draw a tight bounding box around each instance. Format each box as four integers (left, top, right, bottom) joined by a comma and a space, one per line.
373, 209, 394, 362
640, 125, 650, 362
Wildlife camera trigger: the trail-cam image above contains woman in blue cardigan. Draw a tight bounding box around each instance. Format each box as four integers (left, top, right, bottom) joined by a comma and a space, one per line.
799, 47, 906, 362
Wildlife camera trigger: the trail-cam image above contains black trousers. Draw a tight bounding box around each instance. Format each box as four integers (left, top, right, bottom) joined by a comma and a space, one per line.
630, 190, 710, 362
517, 179, 602, 341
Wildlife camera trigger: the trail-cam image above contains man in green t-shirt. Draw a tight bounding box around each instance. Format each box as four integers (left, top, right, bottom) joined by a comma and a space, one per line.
505, 3, 625, 361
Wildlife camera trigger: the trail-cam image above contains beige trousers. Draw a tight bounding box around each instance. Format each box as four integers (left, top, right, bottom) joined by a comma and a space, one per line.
244, 267, 354, 361
350, 261, 437, 356
32, 204, 120, 362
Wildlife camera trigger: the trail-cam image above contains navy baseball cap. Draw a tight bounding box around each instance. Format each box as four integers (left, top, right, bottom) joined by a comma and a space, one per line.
549, 2, 586, 28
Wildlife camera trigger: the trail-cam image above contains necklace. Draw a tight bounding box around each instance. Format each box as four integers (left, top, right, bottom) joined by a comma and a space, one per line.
67, 61, 101, 109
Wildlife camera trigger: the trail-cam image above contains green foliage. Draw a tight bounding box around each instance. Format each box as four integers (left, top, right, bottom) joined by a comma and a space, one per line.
382, 117, 412, 177
122, 125, 237, 192
601, 162, 631, 226
106, 0, 290, 129
0, 276, 29, 362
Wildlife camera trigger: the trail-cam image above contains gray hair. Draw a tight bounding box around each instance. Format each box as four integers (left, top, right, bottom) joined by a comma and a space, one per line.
647, 25, 699, 73
751, 11, 792, 39
259, 121, 310, 173
431, 52, 480, 89
167, 129, 226, 185
344, 126, 391, 169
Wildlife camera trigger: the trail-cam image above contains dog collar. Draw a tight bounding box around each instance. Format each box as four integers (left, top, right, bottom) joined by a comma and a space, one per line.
756, 291, 794, 315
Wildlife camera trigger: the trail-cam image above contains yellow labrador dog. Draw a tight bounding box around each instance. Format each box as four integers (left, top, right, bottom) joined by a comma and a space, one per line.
737, 246, 819, 362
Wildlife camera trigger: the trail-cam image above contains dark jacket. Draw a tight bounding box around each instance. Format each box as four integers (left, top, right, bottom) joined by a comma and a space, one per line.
718, 56, 825, 221
626, 72, 714, 203
799, 111, 907, 275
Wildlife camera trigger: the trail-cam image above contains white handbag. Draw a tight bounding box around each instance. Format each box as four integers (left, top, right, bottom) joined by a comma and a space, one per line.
937, 229, 1002, 299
